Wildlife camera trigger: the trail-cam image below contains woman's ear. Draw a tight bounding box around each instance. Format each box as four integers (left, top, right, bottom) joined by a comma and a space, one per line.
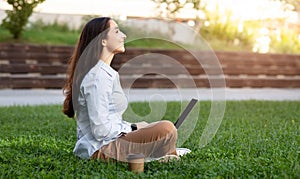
101, 39, 107, 47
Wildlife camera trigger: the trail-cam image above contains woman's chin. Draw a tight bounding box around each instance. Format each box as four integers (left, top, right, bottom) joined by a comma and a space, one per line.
114, 47, 126, 54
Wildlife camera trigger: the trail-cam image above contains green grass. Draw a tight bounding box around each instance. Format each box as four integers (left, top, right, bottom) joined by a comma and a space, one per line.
0, 23, 254, 51
0, 26, 80, 45
126, 38, 181, 49
0, 101, 299, 178
0, 26, 181, 49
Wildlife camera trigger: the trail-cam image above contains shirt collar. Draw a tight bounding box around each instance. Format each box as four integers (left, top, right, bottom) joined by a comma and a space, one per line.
97, 60, 117, 77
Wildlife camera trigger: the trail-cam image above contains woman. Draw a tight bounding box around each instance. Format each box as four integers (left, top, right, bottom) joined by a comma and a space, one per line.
62, 17, 180, 162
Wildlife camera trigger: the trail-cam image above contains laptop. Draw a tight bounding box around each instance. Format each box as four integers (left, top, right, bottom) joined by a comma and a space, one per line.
174, 98, 198, 129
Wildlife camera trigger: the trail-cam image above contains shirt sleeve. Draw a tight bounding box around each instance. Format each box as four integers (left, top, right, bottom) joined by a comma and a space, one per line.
83, 76, 123, 141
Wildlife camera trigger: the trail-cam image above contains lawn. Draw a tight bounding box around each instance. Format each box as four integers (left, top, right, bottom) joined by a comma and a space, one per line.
0, 26, 182, 49
0, 26, 80, 46
0, 101, 299, 178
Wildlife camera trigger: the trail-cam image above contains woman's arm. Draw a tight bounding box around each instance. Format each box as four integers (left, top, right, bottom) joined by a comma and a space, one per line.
83, 77, 123, 141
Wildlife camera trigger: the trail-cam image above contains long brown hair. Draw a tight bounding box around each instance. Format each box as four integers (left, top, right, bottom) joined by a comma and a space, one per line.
62, 17, 111, 118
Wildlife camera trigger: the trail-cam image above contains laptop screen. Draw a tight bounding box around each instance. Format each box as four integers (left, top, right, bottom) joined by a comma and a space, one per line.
174, 99, 198, 129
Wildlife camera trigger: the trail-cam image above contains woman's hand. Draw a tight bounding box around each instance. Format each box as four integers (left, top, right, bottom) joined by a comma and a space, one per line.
135, 121, 149, 129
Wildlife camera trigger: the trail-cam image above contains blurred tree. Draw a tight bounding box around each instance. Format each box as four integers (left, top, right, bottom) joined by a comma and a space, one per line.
276, 0, 300, 24
151, 0, 254, 50
279, 0, 300, 11
2, 0, 46, 39
151, 0, 206, 32
152, 0, 205, 19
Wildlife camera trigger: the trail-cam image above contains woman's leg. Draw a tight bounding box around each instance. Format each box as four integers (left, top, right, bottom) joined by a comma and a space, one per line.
92, 120, 177, 161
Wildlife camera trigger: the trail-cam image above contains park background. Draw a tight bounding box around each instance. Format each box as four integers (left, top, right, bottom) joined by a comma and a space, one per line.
0, 0, 299, 178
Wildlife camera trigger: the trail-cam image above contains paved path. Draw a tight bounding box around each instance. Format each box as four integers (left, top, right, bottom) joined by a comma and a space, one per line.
1, 88, 300, 106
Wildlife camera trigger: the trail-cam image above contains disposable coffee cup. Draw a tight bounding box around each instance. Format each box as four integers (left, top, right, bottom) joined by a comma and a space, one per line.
127, 153, 145, 173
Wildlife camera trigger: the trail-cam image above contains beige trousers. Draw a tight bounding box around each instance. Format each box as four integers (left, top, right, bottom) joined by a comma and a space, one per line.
91, 120, 177, 162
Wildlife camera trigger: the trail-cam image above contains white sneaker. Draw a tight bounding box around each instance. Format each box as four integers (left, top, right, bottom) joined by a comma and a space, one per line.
145, 155, 180, 163
157, 155, 180, 163
144, 148, 191, 162
176, 148, 191, 156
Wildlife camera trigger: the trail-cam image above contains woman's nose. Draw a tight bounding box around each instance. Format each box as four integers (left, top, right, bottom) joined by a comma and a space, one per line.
122, 32, 127, 40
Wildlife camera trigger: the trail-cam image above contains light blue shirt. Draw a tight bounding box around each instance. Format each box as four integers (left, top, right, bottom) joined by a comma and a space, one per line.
73, 60, 132, 159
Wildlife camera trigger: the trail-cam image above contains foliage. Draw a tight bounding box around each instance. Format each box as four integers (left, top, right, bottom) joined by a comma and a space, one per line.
0, 101, 299, 178
0, 13, 299, 53
1, 0, 45, 39
150, 0, 300, 54
151, 0, 205, 19
200, 8, 254, 50
151, 0, 255, 51
29, 19, 74, 32
269, 28, 300, 53
277, 0, 300, 11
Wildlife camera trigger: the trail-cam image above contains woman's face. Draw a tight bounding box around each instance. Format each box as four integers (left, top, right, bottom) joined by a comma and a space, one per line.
104, 20, 127, 54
